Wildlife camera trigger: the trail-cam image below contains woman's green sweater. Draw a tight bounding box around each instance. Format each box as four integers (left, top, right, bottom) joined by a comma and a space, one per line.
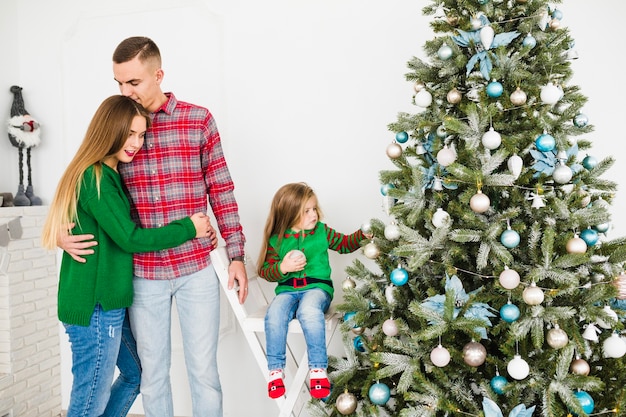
58, 164, 196, 326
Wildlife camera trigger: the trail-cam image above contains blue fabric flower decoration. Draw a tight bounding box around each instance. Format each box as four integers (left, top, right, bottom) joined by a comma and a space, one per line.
530, 143, 583, 178
483, 397, 536, 417
421, 274, 496, 339
451, 16, 520, 80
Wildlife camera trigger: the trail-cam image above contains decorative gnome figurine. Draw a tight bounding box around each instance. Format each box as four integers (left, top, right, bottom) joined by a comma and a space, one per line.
7, 85, 42, 206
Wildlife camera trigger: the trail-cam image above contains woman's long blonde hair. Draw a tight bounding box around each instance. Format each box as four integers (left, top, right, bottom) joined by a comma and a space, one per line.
256, 182, 323, 273
41, 95, 151, 249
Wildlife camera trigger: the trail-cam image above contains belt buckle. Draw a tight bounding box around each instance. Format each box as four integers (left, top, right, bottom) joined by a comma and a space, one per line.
294, 278, 307, 288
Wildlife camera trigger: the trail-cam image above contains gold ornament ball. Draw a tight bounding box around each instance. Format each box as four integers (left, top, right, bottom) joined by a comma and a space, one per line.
336, 391, 358, 415
470, 191, 490, 213
363, 242, 380, 259
566, 236, 587, 254
510, 87, 527, 106
463, 341, 487, 367
386, 142, 403, 159
570, 358, 590, 376
413, 81, 426, 93
446, 15, 459, 26
522, 283, 544, 305
549, 18, 561, 30
447, 88, 462, 104
614, 273, 626, 299
546, 326, 569, 349
342, 276, 356, 290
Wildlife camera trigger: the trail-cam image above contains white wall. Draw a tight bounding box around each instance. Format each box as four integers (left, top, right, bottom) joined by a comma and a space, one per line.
1, 1, 625, 416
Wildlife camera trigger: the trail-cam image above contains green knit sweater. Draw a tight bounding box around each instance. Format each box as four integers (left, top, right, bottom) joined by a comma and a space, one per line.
58, 164, 196, 326
259, 221, 366, 299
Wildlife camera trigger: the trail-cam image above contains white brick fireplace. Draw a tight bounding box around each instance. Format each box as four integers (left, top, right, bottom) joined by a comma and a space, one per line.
0, 206, 61, 417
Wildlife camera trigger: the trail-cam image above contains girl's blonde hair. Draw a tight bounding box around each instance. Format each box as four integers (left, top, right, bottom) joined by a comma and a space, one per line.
256, 182, 323, 273
41, 95, 151, 249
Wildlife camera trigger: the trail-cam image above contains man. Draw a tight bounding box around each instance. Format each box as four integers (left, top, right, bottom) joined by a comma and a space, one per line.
62, 36, 248, 417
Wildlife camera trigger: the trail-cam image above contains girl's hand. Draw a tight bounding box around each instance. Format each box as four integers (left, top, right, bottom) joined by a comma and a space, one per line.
280, 250, 307, 274
190, 212, 212, 239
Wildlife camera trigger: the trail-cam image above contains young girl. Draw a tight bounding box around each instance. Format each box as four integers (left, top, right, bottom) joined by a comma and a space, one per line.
257, 182, 369, 399
42, 95, 213, 417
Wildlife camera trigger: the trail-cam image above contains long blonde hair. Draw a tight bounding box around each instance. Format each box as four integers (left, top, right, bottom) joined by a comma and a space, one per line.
41, 95, 151, 249
256, 182, 323, 273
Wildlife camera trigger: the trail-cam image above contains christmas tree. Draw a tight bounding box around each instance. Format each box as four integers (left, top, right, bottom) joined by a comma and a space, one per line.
310, 1, 626, 416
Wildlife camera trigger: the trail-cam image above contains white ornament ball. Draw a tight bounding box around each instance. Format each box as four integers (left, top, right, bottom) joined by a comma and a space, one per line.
507, 355, 530, 380
566, 235, 587, 254
470, 191, 490, 213
336, 391, 358, 415
385, 285, 396, 304
482, 127, 502, 150
437, 146, 457, 167
361, 221, 372, 234
523, 283, 544, 305
597, 305, 618, 329
342, 276, 356, 290
480, 25, 495, 49
540, 82, 563, 105
603, 333, 626, 358
432, 208, 451, 228
415, 89, 433, 107
508, 154, 523, 178
363, 242, 380, 259
382, 318, 399, 337
546, 325, 569, 349
289, 250, 306, 260
384, 223, 401, 241
386, 142, 403, 159
430, 344, 451, 367
553, 164, 573, 184
510, 87, 527, 106
499, 267, 521, 290
438, 43, 453, 60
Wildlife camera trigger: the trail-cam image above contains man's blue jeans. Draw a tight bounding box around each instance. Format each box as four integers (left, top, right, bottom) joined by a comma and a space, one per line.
64, 305, 124, 417
102, 311, 141, 417
264, 288, 331, 371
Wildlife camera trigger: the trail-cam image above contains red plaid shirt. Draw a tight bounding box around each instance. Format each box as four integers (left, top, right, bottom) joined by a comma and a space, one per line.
118, 93, 245, 280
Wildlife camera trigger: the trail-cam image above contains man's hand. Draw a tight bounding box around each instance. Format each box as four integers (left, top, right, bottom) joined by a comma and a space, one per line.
228, 260, 248, 304
57, 223, 97, 263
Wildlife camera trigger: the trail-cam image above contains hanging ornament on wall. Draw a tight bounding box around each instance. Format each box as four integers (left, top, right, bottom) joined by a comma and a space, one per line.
540, 82, 563, 105
382, 318, 399, 337
535, 132, 556, 152
486, 80, 504, 98
470, 190, 490, 213
446, 87, 462, 104
430, 344, 451, 367
507, 355, 530, 380
500, 302, 521, 323
438, 43, 453, 60
463, 341, 487, 367
437, 145, 457, 167
336, 390, 358, 415
566, 234, 587, 254
509, 87, 527, 105
390, 266, 409, 286
415, 89, 433, 107
368, 382, 391, 405
499, 266, 520, 289
508, 154, 523, 178
481, 126, 502, 150
570, 358, 590, 376
384, 222, 401, 241
603, 333, 626, 358
546, 324, 569, 349
523, 282, 544, 305
386, 142, 402, 159
522, 33, 536, 48
432, 207, 451, 228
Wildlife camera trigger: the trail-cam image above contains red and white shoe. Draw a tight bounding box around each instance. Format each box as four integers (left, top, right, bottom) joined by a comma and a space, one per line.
268, 369, 285, 399
309, 368, 330, 399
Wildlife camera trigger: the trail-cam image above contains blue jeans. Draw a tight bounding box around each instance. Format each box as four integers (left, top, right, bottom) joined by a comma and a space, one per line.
102, 311, 141, 417
129, 266, 222, 417
64, 305, 124, 417
265, 288, 331, 371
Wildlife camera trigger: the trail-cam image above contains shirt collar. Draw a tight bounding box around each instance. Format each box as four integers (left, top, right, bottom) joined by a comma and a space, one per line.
154, 92, 177, 115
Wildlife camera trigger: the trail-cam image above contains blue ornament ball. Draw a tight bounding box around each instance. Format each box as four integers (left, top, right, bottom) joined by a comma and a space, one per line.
368, 382, 391, 405
353, 335, 365, 352
390, 267, 409, 286
343, 311, 356, 323
486, 81, 504, 98
552, 9, 563, 20
594, 222, 610, 233
438, 44, 453, 60
580, 228, 599, 246
582, 154, 597, 170
500, 229, 521, 249
574, 391, 594, 414
380, 183, 395, 196
395, 131, 409, 143
535, 133, 556, 152
500, 303, 521, 323
490, 375, 508, 395
522, 33, 536, 48
573, 113, 589, 128
478, 0, 489, 4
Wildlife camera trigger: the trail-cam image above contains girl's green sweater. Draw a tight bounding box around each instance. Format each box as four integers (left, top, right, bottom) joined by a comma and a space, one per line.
58, 164, 196, 326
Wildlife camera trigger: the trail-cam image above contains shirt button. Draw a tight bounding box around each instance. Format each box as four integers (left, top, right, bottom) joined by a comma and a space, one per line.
157, 223, 163, 227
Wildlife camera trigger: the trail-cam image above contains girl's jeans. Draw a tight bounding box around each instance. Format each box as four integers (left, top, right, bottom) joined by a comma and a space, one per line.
264, 288, 331, 371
